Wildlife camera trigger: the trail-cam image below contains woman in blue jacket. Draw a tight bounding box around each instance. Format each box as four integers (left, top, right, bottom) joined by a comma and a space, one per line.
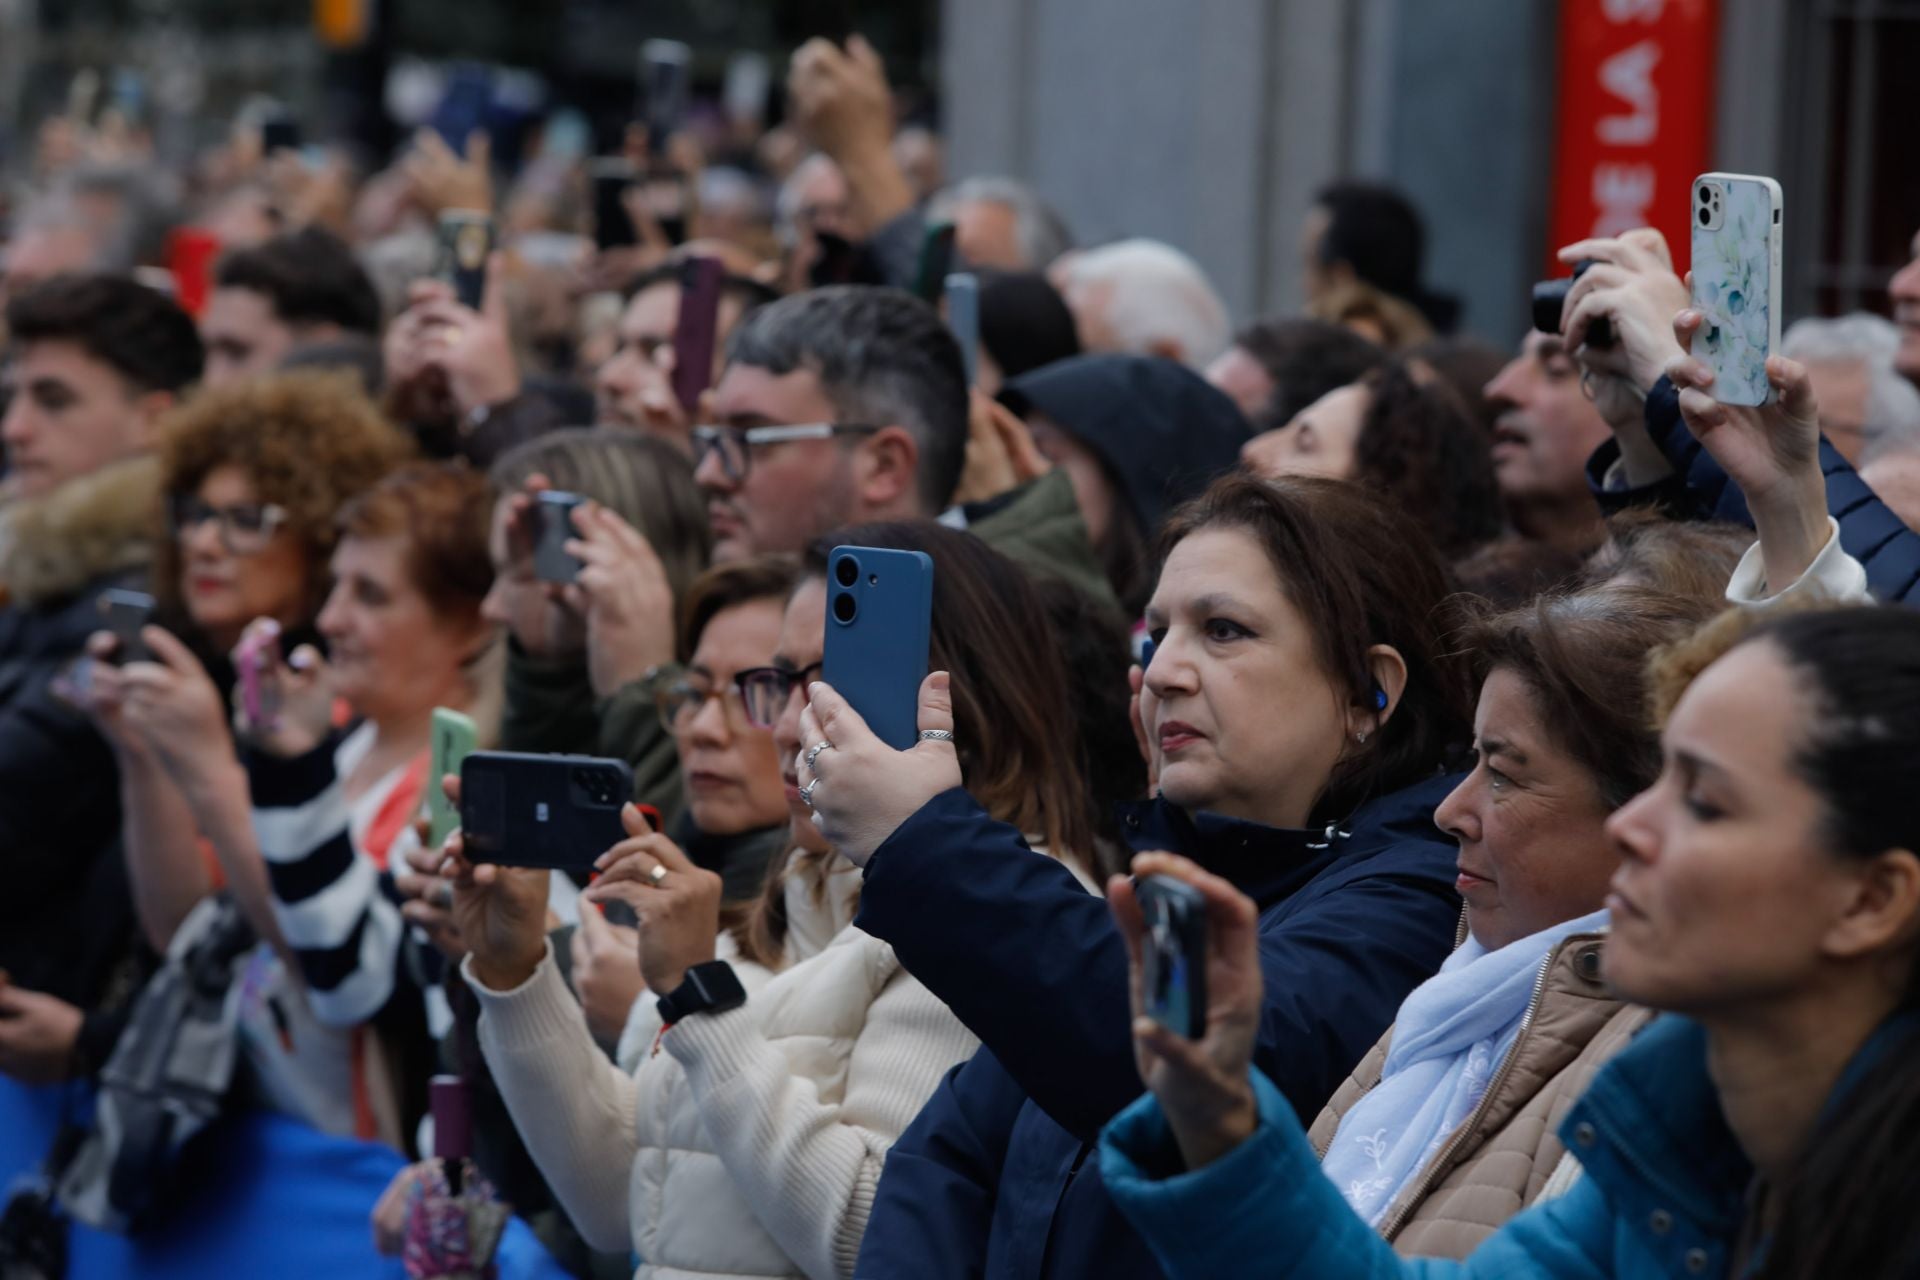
796, 472, 1474, 1278
1098, 604, 1920, 1279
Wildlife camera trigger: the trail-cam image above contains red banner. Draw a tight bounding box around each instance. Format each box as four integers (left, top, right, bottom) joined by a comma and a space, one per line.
1546, 0, 1719, 275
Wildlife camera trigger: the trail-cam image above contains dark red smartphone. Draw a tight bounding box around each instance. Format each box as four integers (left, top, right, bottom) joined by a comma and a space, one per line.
673, 257, 725, 414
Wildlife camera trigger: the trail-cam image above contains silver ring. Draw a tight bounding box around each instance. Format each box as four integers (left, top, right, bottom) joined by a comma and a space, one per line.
804, 740, 832, 772
648, 863, 668, 886
799, 777, 821, 808
918, 729, 954, 742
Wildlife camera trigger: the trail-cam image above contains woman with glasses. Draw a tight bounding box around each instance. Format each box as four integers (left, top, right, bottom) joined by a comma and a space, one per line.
566, 556, 799, 1049
435, 520, 1119, 1280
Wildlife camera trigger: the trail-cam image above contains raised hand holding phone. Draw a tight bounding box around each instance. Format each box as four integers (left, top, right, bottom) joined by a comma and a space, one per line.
560, 502, 679, 699
229, 618, 334, 759
583, 804, 721, 997
1107, 852, 1265, 1171
433, 777, 555, 993
796, 672, 960, 867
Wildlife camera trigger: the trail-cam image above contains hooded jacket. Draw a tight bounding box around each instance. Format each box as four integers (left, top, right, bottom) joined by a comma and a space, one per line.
0, 456, 159, 1006
1000, 354, 1252, 546
852, 776, 1463, 1279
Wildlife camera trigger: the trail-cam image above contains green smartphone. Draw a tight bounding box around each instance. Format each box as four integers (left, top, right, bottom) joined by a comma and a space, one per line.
428, 707, 479, 847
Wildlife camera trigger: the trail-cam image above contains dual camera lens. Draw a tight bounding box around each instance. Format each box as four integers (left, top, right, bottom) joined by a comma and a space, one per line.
833, 555, 859, 623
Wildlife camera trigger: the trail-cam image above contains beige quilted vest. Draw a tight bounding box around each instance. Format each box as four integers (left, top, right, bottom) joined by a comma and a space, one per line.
1307, 931, 1654, 1260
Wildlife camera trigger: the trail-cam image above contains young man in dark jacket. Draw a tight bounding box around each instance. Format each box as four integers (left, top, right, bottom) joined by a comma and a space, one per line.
0, 275, 203, 1076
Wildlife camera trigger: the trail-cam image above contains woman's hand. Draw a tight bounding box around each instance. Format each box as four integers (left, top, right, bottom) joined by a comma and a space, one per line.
1666, 314, 1829, 591
583, 806, 720, 997
562, 503, 678, 700
435, 776, 553, 992
370, 1160, 431, 1256
952, 391, 1052, 506
569, 904, 646, 1043
396, 813, 467, 962
117, 626, 238, 795
230, 618, 335, 759
0, 982, 84, 1086
1108, 853, 1265, 1172
794, 673, 963, 868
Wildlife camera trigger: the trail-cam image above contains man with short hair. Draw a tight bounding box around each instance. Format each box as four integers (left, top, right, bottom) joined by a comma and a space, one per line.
1051, 239, 1232, 370
1205, 317, 1386, 429
199, 226, 383, 386
927, 176, 1074, 272
595, 263, 778, 450
693, 284, 1111, 603
0, 275, 205, 1064
695, 285, 968, 561
1301, 180, 1457, 334
1482, 331, 1613, 554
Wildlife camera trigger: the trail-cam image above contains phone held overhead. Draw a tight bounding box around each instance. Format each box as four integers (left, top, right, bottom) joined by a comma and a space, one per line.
1689, 172, 1784, 407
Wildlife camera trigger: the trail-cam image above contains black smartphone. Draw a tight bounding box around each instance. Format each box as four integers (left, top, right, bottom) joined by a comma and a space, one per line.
641, 39, 693, 145
589, 157, 638, 251
673, 257, 724, 415
459, 752, 634, 871
1138, 875, 1208, 1039
912, 222, 957, 303
534, 491, 586, 584
436, 210, 494, 311
100, 588, 156, 665
260, 114, 302, 154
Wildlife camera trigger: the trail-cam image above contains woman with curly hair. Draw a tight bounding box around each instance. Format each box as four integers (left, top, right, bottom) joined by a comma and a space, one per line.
1241, 359, 1504, 558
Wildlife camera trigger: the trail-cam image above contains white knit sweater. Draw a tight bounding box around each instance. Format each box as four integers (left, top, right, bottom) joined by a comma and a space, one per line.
466, 853, 981, 1280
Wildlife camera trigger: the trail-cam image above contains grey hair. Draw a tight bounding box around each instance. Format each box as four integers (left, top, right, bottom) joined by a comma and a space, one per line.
1058, 237, 1232, 369
775, 153, 845, 241
928, 176, 1075, 269
1782, 312, 1920, 463
15, 163, 177, 272
723, 285, 970, 513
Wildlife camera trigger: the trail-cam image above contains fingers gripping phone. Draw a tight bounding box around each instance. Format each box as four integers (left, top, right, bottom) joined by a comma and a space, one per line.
459, 751, 634, 871
821, 546, 933, 751
534, 491, 586, 584
236, 621, 284, 731
1689, 173, 1784, 407
1138, 875, 1208, 1039
429, 707, 479, 847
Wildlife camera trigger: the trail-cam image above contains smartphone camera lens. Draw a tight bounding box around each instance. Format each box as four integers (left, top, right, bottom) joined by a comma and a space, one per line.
1699, 206, 1712, 226
833, 591, 857, 624
834, 556, 859, 588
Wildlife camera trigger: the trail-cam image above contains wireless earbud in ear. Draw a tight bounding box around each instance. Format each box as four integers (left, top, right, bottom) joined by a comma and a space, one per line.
1372, 686, 1388, 711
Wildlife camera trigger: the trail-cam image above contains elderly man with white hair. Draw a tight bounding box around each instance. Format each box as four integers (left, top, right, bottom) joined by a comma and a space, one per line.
927, 175, 1074, 272
1050, 238, 1232, 370
1781, 312, 1920, 467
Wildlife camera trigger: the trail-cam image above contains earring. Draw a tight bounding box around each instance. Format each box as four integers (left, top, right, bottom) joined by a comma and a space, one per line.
1355, 730, 1370, 745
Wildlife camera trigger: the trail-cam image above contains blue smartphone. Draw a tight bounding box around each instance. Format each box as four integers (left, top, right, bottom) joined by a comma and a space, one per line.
821, 545, 934, 751
944, 272, 979, 385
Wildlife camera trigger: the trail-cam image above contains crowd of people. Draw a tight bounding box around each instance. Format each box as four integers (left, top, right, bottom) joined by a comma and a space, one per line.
2, 24, 1920, 1280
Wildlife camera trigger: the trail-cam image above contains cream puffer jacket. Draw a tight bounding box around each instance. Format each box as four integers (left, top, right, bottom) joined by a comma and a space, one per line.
468, 850, 981, 1280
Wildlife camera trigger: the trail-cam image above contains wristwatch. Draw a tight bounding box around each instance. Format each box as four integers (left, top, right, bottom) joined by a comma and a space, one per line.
656, 960, 747, 1025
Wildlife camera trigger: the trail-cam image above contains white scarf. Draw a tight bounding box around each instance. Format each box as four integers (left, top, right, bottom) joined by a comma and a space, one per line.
1320, 908, 1610, 1226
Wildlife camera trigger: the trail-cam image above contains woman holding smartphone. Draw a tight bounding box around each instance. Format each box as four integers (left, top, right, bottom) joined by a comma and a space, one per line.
1098, 603, 1920, 1280
437, 521, 1120, 1280
800, 472, 1473, 1279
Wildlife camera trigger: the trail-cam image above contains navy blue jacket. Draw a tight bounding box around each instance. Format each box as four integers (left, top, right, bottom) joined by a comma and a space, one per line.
1586, 376, 1920, 603
853, 775, 1464, 1279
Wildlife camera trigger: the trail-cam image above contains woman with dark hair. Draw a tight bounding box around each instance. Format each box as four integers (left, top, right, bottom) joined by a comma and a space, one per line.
1098, 604, 1920, 1280
972, 269, 1081, 394
801, 472, 1473, 1279
436, 519, 1115, 1280
1242, 359, 1504, 558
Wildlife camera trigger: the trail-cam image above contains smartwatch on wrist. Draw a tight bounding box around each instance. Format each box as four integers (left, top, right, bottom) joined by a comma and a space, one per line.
656, 960, 747, 1026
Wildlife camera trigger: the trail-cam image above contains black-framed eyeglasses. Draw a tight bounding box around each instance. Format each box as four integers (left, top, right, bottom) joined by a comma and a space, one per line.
733, 661, 824, 729
691, 423, 881, 484
167, 494, 289, 556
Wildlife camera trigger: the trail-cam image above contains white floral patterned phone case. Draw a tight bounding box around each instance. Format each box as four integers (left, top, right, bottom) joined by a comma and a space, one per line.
1689, 173, 1784, 407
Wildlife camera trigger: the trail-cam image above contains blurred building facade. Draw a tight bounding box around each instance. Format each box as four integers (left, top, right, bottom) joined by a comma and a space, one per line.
940, 0, 1920, 339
